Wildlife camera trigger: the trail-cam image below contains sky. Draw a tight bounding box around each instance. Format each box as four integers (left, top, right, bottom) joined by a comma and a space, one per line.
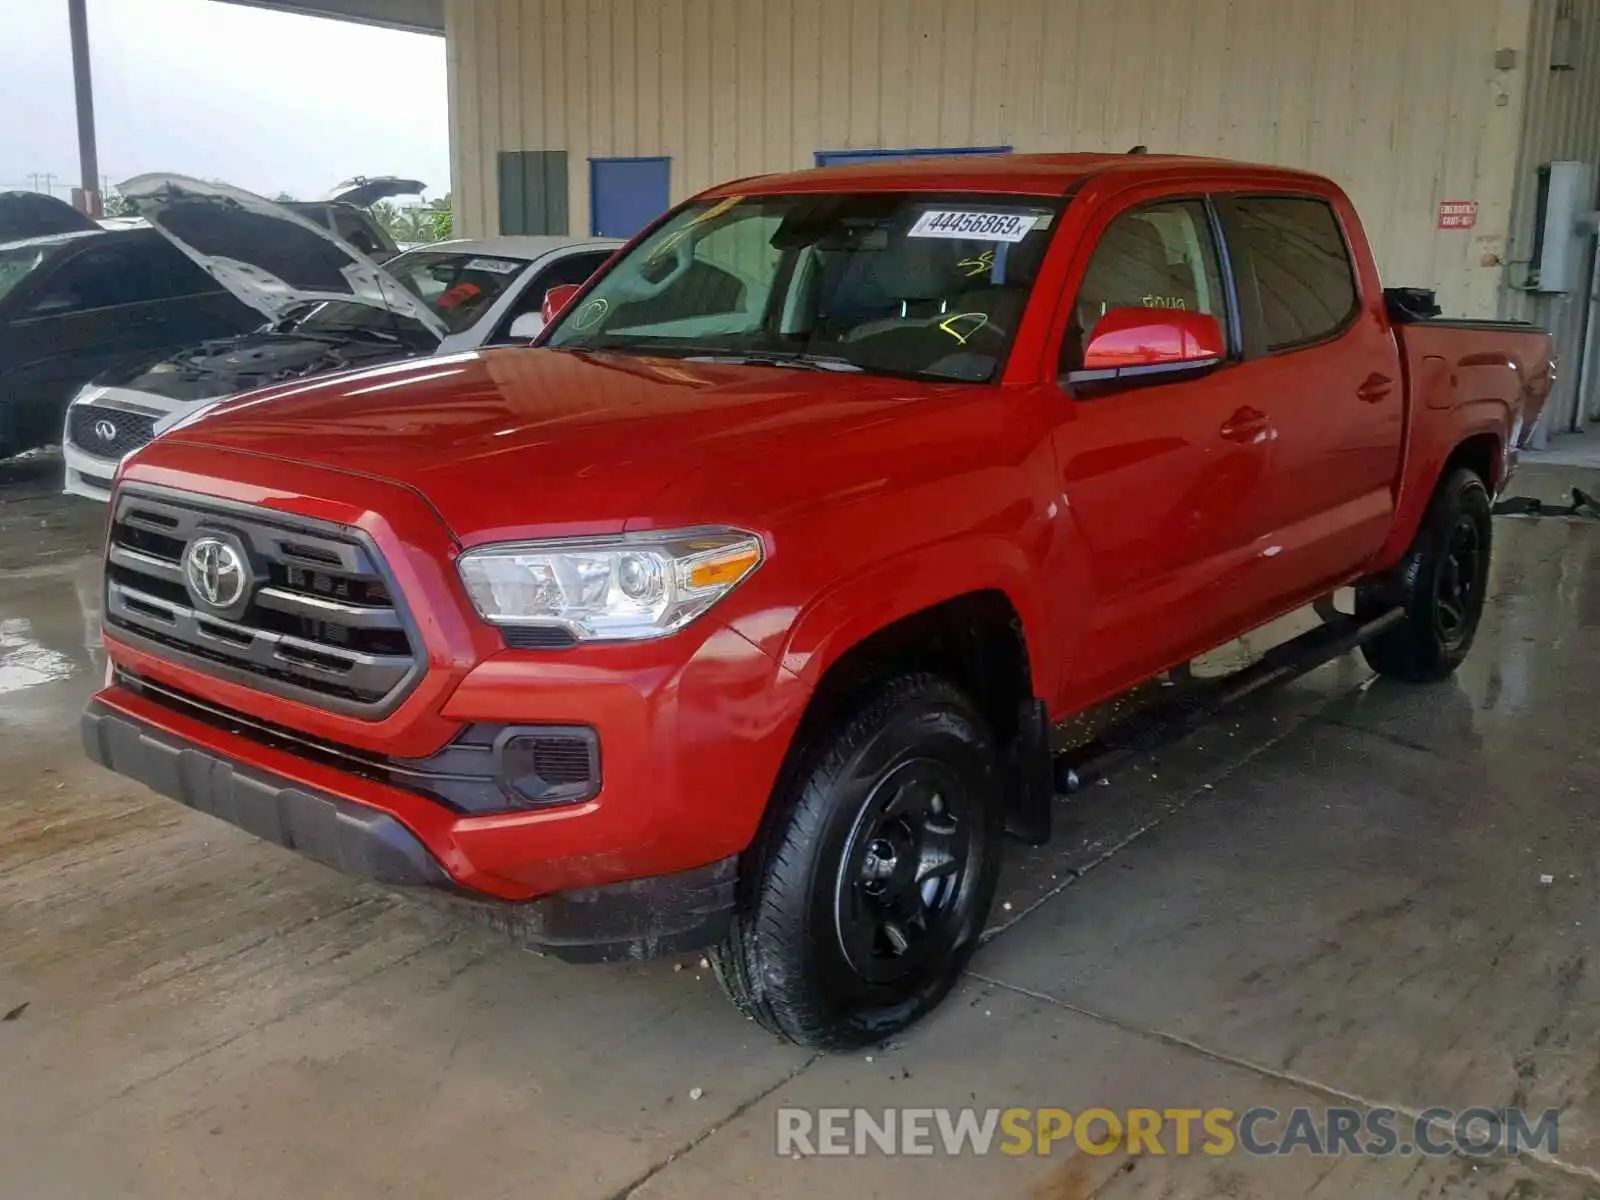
0, 0, 450, 203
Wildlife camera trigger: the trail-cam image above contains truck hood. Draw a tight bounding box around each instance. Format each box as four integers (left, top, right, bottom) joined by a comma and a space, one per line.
117, 173, 446, 340
159, 347, 948, 543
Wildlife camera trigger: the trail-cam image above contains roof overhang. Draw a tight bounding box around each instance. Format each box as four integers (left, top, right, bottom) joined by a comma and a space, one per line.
210, 0, 441, 35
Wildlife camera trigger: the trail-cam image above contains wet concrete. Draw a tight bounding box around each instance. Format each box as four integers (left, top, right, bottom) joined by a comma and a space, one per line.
3, 462, 1600, 1198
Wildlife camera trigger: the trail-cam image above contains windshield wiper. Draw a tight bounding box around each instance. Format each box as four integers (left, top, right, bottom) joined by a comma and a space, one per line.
679, 350, 863, 373
553, 341, 868, 373
327, 326, 404, 344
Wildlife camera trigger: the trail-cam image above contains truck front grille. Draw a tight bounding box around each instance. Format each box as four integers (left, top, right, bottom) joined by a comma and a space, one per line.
103, 488, 422, 717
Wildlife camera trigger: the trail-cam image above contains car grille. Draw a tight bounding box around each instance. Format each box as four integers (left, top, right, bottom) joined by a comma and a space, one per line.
103, 488, 422, 717
68, 404, 157, 459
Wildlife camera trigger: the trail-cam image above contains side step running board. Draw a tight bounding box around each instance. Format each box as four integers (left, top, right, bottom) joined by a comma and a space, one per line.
1053, 605, 1406, 796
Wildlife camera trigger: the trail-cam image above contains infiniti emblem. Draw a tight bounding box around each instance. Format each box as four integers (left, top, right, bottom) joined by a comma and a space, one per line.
184, 537, 247, 609
93, 418, 118, 443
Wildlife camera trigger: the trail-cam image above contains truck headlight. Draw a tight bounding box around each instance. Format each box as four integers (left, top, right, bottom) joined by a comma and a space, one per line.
457, 527, 763, 642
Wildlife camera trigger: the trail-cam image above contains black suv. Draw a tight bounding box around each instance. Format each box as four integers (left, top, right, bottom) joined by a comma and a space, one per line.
0, 228, 258, 459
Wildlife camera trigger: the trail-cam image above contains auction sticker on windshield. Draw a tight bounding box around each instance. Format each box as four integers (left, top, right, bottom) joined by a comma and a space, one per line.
909, 210, 1039, 242
464, 257, 524, 274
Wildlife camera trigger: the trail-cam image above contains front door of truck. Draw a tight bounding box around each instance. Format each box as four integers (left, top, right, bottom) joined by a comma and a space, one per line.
1213, 192, 1402, 593
1047, 197, 1274, 704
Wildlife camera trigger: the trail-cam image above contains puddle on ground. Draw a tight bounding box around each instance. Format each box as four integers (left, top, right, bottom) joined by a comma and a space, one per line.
0, 617, 80, 695
0, 562, 105, 735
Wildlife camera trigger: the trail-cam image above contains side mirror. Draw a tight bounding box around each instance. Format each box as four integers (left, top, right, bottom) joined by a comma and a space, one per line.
541, 283, 584, 325
1067, 308, 1225, 386
508, 312, 546, 340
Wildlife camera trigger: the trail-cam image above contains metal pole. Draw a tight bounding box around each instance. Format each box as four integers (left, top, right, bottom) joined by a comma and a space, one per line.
67, 0, 102, 217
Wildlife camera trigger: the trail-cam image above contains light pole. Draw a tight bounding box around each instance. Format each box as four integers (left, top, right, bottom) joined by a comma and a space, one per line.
67, 0, 102, 216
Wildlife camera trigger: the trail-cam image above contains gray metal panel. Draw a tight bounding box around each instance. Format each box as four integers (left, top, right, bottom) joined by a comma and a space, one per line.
498, 151, 569, 236
211, 0, 442, 35
450, 0, 1534, 326
1502, 0, 1600, 434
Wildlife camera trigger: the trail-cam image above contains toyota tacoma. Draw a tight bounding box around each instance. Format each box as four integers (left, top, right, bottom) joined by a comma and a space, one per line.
83, 154, 1552, 1048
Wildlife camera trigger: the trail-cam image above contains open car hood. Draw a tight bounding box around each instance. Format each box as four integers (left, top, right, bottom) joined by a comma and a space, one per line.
323, 176, 427, 207
0, 191, 100, 242
117, 173, 446, 340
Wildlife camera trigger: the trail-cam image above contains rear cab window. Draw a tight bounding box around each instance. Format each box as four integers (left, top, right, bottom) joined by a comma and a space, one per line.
1222, 196, 1360, 354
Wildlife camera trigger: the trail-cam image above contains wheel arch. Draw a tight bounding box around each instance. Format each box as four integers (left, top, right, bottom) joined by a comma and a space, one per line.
1376, 423, 1504, 569
763, 578, 1056, 855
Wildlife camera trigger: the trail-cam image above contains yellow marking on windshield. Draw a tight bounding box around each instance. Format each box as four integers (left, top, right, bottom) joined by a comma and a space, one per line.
958, 249, 995, 278
938, 312, 990, 344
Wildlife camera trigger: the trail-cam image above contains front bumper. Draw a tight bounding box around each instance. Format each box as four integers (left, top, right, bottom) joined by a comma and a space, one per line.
82, 697, 738, 961
62, 444, 118, 503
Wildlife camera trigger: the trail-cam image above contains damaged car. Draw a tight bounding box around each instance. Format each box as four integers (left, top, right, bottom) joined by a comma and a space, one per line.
63, 175, 616, 500
282, 176, 429, 262
1, 193, 260, 461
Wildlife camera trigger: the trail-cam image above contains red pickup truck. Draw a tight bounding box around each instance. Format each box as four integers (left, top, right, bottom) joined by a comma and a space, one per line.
83, 154, 1551, 1048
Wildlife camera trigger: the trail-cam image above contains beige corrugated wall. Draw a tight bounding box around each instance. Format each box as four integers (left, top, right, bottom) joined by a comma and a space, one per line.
1503, 0, 1600, 435
446, 0, 1539, 320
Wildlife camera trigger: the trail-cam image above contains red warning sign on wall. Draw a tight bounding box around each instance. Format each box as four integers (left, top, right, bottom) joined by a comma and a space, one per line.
1438, 201, 1478, 230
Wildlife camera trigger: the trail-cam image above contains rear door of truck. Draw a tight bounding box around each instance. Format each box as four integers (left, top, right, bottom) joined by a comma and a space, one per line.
1213, 189, 1404, 594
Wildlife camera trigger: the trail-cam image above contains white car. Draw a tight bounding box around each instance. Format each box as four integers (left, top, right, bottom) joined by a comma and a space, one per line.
63, 175, 618, 501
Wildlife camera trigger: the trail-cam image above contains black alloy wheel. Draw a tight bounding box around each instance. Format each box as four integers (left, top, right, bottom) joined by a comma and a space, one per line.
711, 674, 1004, 1048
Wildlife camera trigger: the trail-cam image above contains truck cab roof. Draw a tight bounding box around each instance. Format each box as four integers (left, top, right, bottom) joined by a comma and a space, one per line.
712, 152, 1336, 198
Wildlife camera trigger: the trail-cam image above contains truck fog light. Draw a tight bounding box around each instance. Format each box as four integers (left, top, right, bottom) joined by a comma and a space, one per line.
495, 728, 601, 808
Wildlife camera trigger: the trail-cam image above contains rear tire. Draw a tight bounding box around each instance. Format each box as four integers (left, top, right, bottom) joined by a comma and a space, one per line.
1358, 467, 1492, 682
710, 674, 1003, 1049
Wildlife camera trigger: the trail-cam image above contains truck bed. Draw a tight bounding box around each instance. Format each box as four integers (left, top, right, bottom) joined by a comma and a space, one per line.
1393, 320, 1553, 453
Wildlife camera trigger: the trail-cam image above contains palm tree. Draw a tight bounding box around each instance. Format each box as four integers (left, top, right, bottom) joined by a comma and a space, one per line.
367, 200, 401, 239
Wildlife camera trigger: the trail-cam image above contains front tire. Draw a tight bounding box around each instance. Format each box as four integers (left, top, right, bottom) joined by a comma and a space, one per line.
711, 674, 1003, 1049
1358, 467, 1492, 682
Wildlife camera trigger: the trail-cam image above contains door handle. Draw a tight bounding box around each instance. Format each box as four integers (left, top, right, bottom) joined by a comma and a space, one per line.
1219, 406, 1270, 443
1358, 373, 1394, 403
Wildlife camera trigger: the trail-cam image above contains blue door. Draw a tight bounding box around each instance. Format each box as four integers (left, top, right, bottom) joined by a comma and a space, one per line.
813, 145, 1012, 168
590, 157, 670, 238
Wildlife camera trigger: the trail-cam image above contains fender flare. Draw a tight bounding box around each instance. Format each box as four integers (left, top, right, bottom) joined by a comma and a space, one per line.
776, 532, 1065, 701
1378, 409, 1506, 566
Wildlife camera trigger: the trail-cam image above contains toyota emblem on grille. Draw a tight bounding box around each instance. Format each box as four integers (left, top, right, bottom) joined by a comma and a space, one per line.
93, 418, 118, 443
184, 537, 248, 609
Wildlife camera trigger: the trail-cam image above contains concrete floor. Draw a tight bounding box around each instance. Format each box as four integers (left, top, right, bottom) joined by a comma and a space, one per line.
4, 452, 1600, 1199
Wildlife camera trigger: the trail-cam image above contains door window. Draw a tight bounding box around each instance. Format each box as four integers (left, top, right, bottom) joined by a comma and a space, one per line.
1228, 197, 1358, 352
1069, 200, 1228, 368
23, 235, 220, 315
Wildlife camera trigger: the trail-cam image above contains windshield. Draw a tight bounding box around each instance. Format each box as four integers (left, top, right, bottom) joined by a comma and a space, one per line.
0, 242, 62, 305
544, 192, 1061, 382
384, 249, 532, 335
